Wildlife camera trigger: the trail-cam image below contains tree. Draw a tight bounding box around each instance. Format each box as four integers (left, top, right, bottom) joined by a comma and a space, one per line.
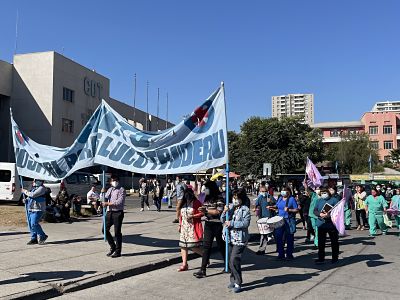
390, 149, 400, 168
324, 132, 382, 174
229, 116, 323, 176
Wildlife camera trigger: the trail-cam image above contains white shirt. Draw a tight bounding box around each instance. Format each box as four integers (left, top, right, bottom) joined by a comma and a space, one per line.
87, 190, 99, 204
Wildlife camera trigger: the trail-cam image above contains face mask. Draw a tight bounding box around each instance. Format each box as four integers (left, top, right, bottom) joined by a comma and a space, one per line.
260, 192, 266, 196
376, 187, 381, 190
222, 187, 226, 191
281, 191, 287, 197
321, 193, 329, 199
204, 188, 210, 196
233, 198, 241, 206
111, 181, 118, 188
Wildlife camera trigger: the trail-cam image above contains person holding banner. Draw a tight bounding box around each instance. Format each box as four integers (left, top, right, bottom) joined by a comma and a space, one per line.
22, 179, 48, 245
314, 188, 339, 264
365, 187, 388, 237
102, 175, 126, 258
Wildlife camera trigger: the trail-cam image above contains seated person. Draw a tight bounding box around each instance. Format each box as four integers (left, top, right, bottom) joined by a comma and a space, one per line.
72, 195, 82, 216
55, 187, 72, 223
87, 186, 100, 214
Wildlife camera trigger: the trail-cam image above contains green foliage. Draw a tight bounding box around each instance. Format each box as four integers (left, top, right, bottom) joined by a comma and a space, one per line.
390, 149, 400, 167
228, 117, 323, 176
324, 132, 383, 173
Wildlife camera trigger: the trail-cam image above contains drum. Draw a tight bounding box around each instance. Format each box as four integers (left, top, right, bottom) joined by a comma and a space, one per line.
257, 218, 272, 235
267, 216, 285, 230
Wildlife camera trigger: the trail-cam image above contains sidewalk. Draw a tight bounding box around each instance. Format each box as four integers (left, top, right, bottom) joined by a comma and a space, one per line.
0, 206, 219, 299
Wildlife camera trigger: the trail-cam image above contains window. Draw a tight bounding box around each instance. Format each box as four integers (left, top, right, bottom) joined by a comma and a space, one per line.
370, 141, 379, 150
384, 141, 393, 150
78, 174, 89, 184
63, 87, 74, 102
369, 126, 378, 135
62, 118, 74, 133
66, 174, 77, 184
383, 125, 392, 134
330, 130, 340, 137
0, 170, 11, 182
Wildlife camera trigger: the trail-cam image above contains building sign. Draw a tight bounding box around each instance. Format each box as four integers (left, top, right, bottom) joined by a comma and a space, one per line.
84, 77, 103, 100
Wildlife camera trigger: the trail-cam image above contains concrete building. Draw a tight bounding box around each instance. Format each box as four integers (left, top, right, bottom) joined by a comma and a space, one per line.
271, 94, 314, 125
312, 121, 365, 143
372, 101, 400, 112
0, 51, 173, 162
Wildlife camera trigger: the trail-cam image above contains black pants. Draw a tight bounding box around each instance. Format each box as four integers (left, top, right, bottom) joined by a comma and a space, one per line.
200, 221, 225, 271
356, 210, 368, 227
305, 215, 314, 239
141, 195, 149, 208
154, 197, 161, 211
229, 244, 245, 286
318, 226, 339, 261
103, 211, 124, 253
61, 205, 71, 221
298, 209, 306, 227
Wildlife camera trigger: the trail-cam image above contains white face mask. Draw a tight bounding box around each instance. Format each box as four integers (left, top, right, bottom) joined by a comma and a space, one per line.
204, 188, 210, 196
233, 198, 241, 206
111, 181, 118, 188
260, 192, 266, 197
222, 186, 226, 191
281, 191, 287, 197
321, 193, 329, 199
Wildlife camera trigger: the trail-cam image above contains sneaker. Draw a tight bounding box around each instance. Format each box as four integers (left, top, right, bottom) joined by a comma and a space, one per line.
267, 237, 273, 243
227, 283, 235, 289
310, 235, 315, 242
27, 239, 38, 245
172, 219, 179, 223
368, 234, 375, 237
106, 249, 115, 257
361, 226, 366, 231
147, 206, 150, 210
111, 252, 121, 258
140, 208, 144, 212
193, 270, 206, 278
315, 259, 325, 265
38, 235, 48, 245
382, 231, 387, 235
233, 284, 242, 293
356, 225, 361, 230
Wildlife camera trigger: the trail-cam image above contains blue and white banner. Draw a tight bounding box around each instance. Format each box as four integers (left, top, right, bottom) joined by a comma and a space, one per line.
12, 85, 228, 181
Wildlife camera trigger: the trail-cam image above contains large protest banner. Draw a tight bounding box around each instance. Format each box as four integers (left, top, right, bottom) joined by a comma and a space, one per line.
11, 85, 228, 181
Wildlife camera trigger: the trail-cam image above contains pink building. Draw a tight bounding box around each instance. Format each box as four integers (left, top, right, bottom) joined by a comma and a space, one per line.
313, 121, 365, 144
361, 111, 400, 161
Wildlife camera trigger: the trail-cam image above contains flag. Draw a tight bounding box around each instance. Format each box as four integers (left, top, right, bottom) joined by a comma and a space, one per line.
305, 157, 323, 189
331, 198, 346, 236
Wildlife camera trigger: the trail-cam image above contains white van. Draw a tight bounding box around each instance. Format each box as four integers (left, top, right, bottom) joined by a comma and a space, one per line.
0, 162, 22, 202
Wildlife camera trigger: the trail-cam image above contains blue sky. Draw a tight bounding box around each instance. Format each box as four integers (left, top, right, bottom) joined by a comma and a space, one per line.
1, 0, 399, 131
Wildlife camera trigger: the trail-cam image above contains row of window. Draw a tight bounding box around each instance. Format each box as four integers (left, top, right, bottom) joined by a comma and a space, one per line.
369, 125, 400, 135
370, 140, 396, 150
330, 129, 361, 137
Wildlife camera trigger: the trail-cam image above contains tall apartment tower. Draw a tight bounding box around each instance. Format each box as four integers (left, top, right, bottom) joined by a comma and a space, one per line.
271, 93, 314, 125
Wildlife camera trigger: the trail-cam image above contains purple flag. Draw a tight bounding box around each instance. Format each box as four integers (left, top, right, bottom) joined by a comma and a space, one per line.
331, 199, 346, 236
306, 157, 323, 189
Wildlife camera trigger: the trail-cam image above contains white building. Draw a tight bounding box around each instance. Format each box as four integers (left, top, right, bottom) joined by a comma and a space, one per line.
371, 101, 400, 112
271, 94, 314, 125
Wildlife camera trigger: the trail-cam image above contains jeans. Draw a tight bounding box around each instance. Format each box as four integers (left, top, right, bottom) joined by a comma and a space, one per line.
200, 221, 225, 271
154, 197, 161, 211
167, 190, 173, 207
103, 210, 124, 253
355, 209, 368, 227
318, 226, 339, 261
275, 221, 294, 258
28, 211, 46, 240
140, 195, 149, 209
229, 244, 246, 286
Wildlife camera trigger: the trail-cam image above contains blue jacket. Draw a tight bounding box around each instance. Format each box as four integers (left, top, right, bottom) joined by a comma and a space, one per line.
221, 205, 251, 246
314, 197, 339, 228
27, 186, 47, 212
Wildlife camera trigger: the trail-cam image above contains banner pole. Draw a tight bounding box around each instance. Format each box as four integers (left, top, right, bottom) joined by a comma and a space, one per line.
221, 82, 230, 273
102, 167, 106, 241
19, 175, 30, 232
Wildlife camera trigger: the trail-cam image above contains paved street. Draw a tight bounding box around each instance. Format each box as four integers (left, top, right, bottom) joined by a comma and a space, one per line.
1, 201, 399, 299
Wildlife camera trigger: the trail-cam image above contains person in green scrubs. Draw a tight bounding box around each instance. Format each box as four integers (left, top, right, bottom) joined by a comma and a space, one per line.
390, 188, 400, 238
309, 188, 321, 247
365, 187, 388, 236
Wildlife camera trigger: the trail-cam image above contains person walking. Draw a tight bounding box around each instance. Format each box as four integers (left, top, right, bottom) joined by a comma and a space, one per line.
354, 185, 368, 230
177, 189, 204, 271
314, 188, 340, 264
254, 186, 275, 255
365, 187, 388, 237
390, 188, 400, 238
221, 189, 251, 293
193, 180, 225, 278
273, 187, 299, 260
173, 176, 186, 223
102, 175, 126, 258
152, 180, 164, 212
139, 178, 150, 212
309, 187, 320, 248
23, 179, 49, 245
165, 178, 174, 208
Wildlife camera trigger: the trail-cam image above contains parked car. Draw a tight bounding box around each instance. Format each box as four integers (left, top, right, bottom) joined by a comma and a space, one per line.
0, 162, 22, 202
45, 172, 101, 201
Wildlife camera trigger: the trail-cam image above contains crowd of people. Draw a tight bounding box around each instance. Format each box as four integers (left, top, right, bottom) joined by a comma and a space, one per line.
20, 175, 400, 294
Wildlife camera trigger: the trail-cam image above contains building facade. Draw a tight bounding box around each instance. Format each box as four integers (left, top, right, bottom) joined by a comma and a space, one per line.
312, 121, 365, 143
372, 101, 400, 112
0, 51, 173, 162
272, 93, 314, 125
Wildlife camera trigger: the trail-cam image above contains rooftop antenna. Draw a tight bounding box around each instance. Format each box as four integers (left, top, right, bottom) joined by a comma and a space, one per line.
14, 9, 19, 55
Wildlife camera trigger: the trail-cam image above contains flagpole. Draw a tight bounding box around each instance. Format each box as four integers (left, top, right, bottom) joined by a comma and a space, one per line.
221, 81, 230, 273
19, 175, 30, 232
102, 167, 106, 241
